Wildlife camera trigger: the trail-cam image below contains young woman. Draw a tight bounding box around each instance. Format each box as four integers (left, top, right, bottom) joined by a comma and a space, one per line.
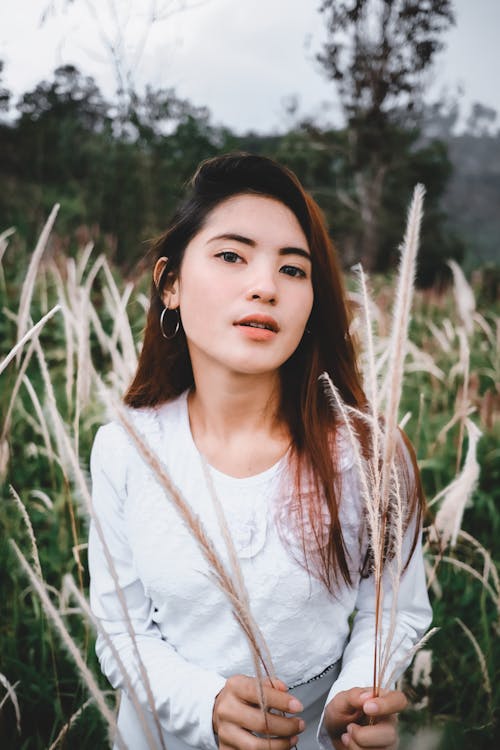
89, 153, 432, 750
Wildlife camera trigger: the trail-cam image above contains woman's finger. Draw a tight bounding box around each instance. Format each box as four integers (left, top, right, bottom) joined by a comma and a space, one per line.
230, 675, 303, 714
238, 704, 305, 738
346, 720, 398, 748
220, 723, 299, 750
361, 690, 407, 719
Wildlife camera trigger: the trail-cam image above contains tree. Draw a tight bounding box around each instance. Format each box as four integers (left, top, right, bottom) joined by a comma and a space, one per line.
0, 61, 10, 115
317, 0, 455, 272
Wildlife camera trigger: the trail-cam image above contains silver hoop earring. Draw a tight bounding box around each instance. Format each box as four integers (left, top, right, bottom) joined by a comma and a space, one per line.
160, 307, 180, 339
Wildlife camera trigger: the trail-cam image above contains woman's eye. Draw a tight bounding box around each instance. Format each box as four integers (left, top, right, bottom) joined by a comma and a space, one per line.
280, 265, 306, 278
215, 251, 242, 263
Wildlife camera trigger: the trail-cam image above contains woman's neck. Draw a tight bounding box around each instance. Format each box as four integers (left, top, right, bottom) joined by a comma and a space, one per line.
187, 370, 290, 477
188, 371, 282, 441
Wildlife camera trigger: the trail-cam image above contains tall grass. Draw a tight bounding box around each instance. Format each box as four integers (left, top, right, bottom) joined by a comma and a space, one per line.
0, 211, 498, 748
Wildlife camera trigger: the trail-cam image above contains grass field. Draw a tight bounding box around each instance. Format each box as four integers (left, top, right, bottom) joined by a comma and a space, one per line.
0, 215, 498, 749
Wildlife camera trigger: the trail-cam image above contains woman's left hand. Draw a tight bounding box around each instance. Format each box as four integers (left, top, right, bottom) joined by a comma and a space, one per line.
324, 686, 407, 749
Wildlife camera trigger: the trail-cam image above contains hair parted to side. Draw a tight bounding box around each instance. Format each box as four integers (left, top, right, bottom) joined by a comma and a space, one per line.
124, 152, 422, 592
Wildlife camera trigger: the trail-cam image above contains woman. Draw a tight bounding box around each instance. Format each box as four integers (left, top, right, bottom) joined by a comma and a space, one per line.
89, 153, 432, 750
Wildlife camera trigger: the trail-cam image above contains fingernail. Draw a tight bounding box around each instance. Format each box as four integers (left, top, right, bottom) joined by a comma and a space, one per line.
290, 736, 298, 747
359, 691, 373, 700
347, 723, 354, 734
288, 698, 303, 712
364, 700, 379, 713
341, 733, 350, 746
298, 719, 305, 731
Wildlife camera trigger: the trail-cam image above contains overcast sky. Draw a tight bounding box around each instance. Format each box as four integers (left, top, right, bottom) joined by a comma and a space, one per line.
1, 0, 499, 133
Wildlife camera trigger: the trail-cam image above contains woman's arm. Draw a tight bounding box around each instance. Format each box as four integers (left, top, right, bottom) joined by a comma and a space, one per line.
89, 423, 227, 750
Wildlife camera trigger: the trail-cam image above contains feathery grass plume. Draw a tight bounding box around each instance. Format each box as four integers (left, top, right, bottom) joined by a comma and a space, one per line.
319, 372, 380, 562
456, 619, 492, 711
88, 299, 137, 392
31, 348, 166, 750
448, 259, 475, 336
454, 327, 471, 472
0, 304, 61, 376
101, 258, 137, 373
427, 320, 452, 353
200, 457, 276, 731
373, 184, 425, 694
324, 186, 426, 697
110, 397, 282, 746
0, 671, 21, 735
472, 310, 495, 347
16, 204, 60, 360
33, 337, 70, 469
353, 263, 381, 476
0, 438, 9, 481
111, 396, 275, 679
458, 530, 500, 601
9, 540, 126, 750
76, 241, 95, 283
431, 419, 482, 548
383, 627, 439, 690
62, 575, 161, 750
0, 226, 15, 291
53, 264, 76, 413
378, 459, 406, 686
433, 404, 476, 451
411, 649, 432, 689
200, 456, 275, 674
22, 374, 55, 464
47, 698, 93, 750
9, 485, 43, 580
0, 226, 15, 265
405, 341, 445, 381
30, 490, 54, 511
0, 339, 38, 456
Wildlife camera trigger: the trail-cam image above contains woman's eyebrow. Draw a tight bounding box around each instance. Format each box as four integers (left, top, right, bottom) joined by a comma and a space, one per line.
207, 233, 311, 260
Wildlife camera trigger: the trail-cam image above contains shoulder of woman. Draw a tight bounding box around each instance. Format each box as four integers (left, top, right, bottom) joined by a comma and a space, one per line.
90, 405, 161, 476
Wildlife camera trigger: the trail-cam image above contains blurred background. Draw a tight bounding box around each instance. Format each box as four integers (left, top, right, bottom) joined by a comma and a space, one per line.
1, 0, 499, 282
0, 2, 499, 749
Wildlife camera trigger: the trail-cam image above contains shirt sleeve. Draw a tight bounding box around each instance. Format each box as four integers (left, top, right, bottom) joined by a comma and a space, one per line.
316, 442, 433, 749
88, 423, 227, 750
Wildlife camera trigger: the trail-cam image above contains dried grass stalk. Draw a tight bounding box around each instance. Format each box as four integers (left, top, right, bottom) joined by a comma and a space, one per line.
112, 398, 275, 690
9, 485, 43, 580
47, 698, 93, 750
448, 259, 475, 335
32, 344, 166, 750
431, 419, 482, 548
16, 204, 60, 358
9, 540, 126, 750
62, 575, 161, 750
456, 619, 492, 705
0, 305, 61, 376
0, 671, 21, 734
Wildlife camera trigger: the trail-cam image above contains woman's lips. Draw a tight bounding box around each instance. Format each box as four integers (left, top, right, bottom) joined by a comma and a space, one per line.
236, 325, 276, 341
234, 314, 279, 332
233, 315, 279, 342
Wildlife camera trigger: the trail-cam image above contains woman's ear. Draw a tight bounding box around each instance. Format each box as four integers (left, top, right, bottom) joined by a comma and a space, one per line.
153, 256, 180, 308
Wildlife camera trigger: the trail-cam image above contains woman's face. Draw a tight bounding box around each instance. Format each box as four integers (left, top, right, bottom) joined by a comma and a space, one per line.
158, 194, 314, 380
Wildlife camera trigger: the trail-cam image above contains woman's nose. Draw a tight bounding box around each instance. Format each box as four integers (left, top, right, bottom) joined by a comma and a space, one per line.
246, 272, 278, 305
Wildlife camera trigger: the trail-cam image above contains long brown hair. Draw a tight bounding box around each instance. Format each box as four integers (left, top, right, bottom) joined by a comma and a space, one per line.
125, 153, 422, 592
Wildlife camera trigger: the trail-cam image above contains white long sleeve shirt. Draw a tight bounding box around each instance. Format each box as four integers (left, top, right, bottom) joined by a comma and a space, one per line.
88, 389, 432, 750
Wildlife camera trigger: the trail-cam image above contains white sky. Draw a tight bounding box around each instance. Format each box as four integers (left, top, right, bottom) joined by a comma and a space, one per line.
1, 0, 499, 133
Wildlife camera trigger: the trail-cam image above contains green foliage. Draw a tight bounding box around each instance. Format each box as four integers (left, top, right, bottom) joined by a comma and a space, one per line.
1, 231, 499, 747
0, 61, 469, 285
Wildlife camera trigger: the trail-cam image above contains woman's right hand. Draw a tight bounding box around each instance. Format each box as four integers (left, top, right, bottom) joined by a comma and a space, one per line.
212, 675, 305, 750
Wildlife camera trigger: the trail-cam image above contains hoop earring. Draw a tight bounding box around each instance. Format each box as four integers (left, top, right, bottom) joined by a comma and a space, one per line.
160, 307, 180, 339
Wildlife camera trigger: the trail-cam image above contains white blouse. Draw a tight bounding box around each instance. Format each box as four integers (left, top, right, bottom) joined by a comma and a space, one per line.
88, 390, 432, 750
